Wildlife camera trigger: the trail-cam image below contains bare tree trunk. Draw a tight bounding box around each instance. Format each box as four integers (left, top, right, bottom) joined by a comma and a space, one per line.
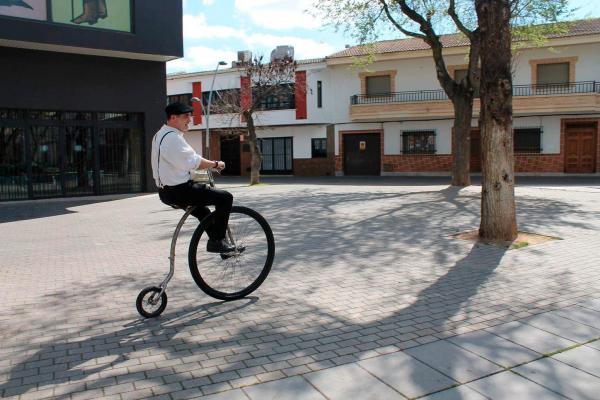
244, 112, 262, 185
476, 0, 517, 242
451, 95, 473, 186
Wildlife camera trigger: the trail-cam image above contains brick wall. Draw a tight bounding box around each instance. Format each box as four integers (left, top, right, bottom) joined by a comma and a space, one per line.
514, 154, 563, 172
294, 158, 334, 176
382, 155, 453, 172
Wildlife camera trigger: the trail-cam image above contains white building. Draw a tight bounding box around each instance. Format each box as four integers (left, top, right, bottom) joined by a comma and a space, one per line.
167, 18, 600, 176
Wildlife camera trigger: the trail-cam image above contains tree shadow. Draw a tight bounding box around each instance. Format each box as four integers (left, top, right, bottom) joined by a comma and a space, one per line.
1, 182, 595, 398
0, 193, 149, 224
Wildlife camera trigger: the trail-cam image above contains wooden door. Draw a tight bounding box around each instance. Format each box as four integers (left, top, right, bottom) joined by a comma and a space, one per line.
343, 133, 380, 175
565, 124, 596, 173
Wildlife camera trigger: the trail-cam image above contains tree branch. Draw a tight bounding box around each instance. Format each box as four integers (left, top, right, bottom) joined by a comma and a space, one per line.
448, 0, 474, 39
379, 0, 425, 39
382, 0, 455, 96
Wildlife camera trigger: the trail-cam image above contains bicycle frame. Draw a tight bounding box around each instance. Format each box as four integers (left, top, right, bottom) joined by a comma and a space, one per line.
151, 168, 236, 304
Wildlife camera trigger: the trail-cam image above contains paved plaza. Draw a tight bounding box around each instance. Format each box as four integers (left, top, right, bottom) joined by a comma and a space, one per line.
1, 176, 600, 399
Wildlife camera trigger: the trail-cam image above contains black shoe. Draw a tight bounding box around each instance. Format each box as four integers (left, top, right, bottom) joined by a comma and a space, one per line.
221, 245, 246, 260
206, 239, 236, 253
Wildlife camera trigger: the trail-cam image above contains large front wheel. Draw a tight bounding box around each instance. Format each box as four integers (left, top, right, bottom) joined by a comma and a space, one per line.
188, 206, 275, 300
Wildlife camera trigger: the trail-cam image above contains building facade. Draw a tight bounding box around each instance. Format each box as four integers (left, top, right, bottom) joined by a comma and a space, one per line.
168, 19, 600, 177
0, 0, 183, 201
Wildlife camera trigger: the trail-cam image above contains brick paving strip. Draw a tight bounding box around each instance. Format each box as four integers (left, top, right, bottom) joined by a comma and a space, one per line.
1, 177, 599, 399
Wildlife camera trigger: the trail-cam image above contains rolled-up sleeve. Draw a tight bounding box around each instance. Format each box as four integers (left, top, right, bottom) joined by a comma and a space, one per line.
162, 135, 202, 172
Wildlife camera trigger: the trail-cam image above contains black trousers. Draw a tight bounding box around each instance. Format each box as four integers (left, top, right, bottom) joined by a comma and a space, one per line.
158, 181, 233, 240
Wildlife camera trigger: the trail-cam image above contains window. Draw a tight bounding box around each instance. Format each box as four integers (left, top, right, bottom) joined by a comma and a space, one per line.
254, 84, 295, 110
317, 81, 322, 108
514, 128, 542, 153
167, 93, 192, 106
454, 69, 468, 84
201, 89, 241, 113
366, 75, 391, 96
258, 137, 293, 173
0, 108, 143, 201
537, 63, 569, 85
402, 131, 436, 154
453, 68, 480, 96
311, 138, 327, 158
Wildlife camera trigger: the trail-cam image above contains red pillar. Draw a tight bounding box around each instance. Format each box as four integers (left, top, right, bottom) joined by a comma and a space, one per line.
295, 70, 307, 120
192, 81, 202, 125
240, 76, 252, 122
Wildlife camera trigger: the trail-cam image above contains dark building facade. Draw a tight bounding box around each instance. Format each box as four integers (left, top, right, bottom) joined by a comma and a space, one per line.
0, 0, 183, 200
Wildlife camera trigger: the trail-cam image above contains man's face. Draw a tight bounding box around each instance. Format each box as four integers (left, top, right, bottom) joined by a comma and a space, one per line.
170, 113, 192, 132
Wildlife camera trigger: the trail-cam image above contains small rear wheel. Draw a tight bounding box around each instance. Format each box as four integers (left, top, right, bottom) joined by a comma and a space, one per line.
136, 286, 167, 318
188, 206, 275, 300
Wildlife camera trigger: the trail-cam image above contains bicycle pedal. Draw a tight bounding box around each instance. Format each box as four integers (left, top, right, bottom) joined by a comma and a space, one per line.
219, 245, 246, 260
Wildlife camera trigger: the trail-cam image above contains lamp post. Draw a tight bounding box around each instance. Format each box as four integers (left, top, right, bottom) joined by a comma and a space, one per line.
204, 61, 227, 159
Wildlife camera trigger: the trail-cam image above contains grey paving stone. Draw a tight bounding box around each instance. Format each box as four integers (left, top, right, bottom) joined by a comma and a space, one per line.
466, 371, 565, 399
358, 351, 456, 398
449, 330, 540, 368
552, 345, 600, 378
555, 305, 600, 330
419, 385, 489, 400
242, 376, 325, 400
585, 340, 600, 351
304, 363, 405, 400
199, 389, 249, 400
514, 357, 600, 400
419, 385, 488, 400
485, 321, 576, 354
576, 298, 600, 312
522, 311, 600, 343
405, 340, 503, 383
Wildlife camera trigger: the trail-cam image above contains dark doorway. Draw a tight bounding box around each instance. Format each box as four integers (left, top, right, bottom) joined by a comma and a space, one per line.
470, 129, 481, 172
343, 132, 380, 175
565, 123, 597, 173
220, 135, 241, 176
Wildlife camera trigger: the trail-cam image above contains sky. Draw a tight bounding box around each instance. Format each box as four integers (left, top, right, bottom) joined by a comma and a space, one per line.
166, 0, 600, 75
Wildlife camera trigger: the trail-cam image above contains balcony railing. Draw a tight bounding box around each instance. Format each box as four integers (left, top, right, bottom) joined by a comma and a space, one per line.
350, 81, 600, 105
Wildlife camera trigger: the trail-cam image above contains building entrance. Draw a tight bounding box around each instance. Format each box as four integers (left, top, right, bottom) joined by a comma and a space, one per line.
219, 135, 241, 176
0, 109, 144, 201
565, 122, 597, 173
343, 132, 380, 175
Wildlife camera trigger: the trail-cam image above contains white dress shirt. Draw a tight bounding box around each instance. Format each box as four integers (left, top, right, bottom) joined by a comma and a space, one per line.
151, 125, 202, 187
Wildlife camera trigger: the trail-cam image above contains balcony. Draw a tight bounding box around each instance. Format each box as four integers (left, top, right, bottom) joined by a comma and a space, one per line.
349, 81, 600, 121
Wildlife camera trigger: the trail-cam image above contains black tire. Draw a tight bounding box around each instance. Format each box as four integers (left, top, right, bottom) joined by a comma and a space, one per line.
188, 206, 275, 300
136, 286, 167, 318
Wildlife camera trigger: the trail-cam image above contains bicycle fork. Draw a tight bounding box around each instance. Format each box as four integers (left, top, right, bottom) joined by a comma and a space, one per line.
151, 206, 195, 305
151, 206, 237, 305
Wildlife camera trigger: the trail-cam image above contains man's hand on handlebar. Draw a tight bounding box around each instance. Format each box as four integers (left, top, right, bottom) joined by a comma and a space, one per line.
214, 161, 225, 171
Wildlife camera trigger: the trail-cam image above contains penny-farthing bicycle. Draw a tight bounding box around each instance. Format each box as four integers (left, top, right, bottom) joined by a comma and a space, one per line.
136, 169, 275, 318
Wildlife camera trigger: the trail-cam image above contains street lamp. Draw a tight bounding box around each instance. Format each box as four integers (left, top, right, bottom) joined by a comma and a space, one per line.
191, 61, 227, 160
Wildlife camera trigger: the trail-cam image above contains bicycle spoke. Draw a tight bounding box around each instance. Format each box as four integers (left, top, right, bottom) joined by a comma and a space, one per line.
189, 206, 274, 299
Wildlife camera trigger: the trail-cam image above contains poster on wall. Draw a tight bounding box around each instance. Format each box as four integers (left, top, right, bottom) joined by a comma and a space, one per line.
51, 0, 131, 32
0, 0, 47, 21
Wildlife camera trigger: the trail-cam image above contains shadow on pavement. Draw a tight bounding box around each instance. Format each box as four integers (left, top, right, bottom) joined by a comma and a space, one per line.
0, 181, 595, 398
0, 194, 149, 224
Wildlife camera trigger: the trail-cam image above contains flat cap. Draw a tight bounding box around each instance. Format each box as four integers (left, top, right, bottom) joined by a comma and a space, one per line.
165, 102, 193, 116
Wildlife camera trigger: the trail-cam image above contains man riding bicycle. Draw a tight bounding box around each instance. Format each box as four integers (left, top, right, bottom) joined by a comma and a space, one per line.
151, 102, 236, 254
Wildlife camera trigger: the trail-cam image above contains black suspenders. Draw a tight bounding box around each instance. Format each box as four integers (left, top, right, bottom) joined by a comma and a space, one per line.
155, 130, 175, 188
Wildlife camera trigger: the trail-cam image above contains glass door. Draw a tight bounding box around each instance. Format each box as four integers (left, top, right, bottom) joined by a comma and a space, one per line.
30, 126, 62, 198
64, 126, 95, 195
0, 126, 28, 200
98, 127, 142, 194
